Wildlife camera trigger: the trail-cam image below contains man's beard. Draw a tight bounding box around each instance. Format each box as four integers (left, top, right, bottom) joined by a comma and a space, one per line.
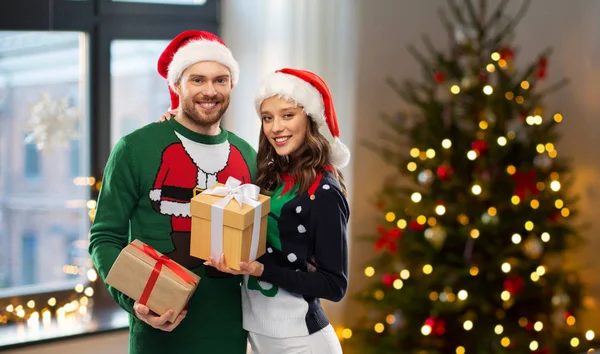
181, 97, 228, 128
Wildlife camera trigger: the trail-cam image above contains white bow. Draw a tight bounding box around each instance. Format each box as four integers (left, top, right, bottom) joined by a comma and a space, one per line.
202, 176, 260, 208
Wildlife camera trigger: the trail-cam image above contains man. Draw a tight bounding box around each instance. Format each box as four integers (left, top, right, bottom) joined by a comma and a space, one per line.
88, 30, 255, 354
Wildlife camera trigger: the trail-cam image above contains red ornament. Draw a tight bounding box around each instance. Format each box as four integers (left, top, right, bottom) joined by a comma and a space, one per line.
434, 72, 446, 83
525, 321, 534, 331
382, 273, 400, 287
408, 220, 425, 232
374, 226, 402, 253
548, 211, 560, 222
504, 276, 525, 295
563, 311, 573, 320
436, 164, 454, 181
499, 47, 514, 61
511, 169, 538, 200
537, 57, 548, 79
424, 317, 446, 336
532, 345, 551, 354
471, 140, 489, 154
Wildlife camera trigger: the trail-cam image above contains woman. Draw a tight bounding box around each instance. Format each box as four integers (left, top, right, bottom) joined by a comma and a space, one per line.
162, 68, 350, 354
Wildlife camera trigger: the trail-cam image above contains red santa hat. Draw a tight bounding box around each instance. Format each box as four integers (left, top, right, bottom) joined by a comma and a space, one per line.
255, 68, 350, 169
157, 30, 239, 109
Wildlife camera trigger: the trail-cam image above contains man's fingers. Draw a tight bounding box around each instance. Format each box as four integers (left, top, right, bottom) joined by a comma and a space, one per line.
134, 302, 149, 316
160, 311, 186, 332
147, 309, 173, 328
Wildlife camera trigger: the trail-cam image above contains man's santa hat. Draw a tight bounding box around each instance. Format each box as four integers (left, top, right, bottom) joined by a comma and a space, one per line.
157, 30, 239, 109
254, 68, 351, 169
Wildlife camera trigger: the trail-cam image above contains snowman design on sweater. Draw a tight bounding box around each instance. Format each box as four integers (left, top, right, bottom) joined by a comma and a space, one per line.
242, 167, 350, 338
148, 131, 252, 269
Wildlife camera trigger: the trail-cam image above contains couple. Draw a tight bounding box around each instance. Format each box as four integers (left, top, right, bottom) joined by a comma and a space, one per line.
88, 30, 350, 354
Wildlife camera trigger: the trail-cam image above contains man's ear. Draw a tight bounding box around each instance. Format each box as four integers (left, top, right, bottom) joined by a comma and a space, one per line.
173, 82, 180, 95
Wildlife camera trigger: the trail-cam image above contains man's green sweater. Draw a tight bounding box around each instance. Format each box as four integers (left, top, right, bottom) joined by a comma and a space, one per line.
89, 118, 256, 354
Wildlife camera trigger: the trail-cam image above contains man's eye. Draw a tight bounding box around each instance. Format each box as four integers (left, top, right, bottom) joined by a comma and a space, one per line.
262, 116, 272, 121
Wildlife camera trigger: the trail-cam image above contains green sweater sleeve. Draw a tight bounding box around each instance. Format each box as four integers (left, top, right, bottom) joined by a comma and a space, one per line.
88, 138, 139, 314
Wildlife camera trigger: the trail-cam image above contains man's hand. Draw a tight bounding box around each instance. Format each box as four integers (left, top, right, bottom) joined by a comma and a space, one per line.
133, 302, 186, 332
158, 109, 178, 122
204, 254, 264, 277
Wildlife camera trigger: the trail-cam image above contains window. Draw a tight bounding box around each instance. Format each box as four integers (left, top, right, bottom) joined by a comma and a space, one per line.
21, 233, 37, 286
0, 0, 219, 348
24, 141, 40, 178
110, 40, 171, 147
113, 0, 207, 4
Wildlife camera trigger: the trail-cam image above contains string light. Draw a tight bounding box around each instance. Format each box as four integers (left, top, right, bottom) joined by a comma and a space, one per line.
400, 270, 410, 280
385, 212, 396, 222
463, 320, 473, 330
472, 184, 482, 195
470, 266, 479, 276
479, 121, 489, 130
554, 113, 563, 122
456, 346, 466, 354
586, 330, 595, 340
534, 321, 543, 331
501, 337, 510, 347
407, 162, 417, 171
374, 323, 385, 333
467, 150, 478, 160
411, 192, 422, 203
495, 324, 504, 334
435, 205, 446, 215
530, 341, 539, 351
393, 279, 403, 289
511, 195, 520, 205
491, 52, 500, 61
397, 219, 407, 229
506, 165, 516, 175
410, 148, 420, 157
511, 233, 522, 244
521, 81, 530, 89
501, 291, 511, 301
426, 149, 436, 158
541, 232, 550, 242
501, 262, 511, 273
497, 136, 507, 146
525, 221, 534, 231
483, 85, 494, 95
457, 290, 468, 300
423, 264, 433, 274
364, 266, 375, 277
470, 229, 480, 239
451, 85, 461, 94
530, 199, 539, 209
421, 324, 432, 335
505, 92, 514, 100
441, 139, 452, 149
550, 181, 561, 191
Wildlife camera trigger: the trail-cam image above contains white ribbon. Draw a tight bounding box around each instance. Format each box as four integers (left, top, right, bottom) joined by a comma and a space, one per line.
200, 177, 263, 262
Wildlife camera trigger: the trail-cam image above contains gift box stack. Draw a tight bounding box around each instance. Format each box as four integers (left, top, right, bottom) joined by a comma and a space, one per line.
104, 177, 270, 321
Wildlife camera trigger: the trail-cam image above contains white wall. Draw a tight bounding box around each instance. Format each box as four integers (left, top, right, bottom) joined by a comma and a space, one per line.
221, 0, 358, 327
349, 0, 600, 330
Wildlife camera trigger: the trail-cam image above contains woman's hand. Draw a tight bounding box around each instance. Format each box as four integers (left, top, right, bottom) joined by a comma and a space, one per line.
158, 109, 178, 122
204, 254, 264, 277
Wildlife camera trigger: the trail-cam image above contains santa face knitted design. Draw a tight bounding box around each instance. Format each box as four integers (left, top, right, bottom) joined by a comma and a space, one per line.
89, 117, 256, 354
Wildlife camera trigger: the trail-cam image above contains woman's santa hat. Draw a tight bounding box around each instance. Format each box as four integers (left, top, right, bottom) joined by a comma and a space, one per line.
255, 68, 351, 169
157, 30, 239, 109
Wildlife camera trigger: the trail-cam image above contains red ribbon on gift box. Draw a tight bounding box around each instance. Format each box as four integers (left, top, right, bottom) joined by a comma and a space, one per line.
130, 242, 198, 306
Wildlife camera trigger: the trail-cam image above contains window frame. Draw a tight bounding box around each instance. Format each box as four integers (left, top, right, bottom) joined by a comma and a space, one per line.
0, 0, 220, 349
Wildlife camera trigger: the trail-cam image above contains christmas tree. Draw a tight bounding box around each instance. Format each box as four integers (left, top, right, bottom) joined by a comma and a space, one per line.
348, 1, 597, 353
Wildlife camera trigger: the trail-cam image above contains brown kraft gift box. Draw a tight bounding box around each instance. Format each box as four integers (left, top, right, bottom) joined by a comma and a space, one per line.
190, 182, 270, 270
105, 239, 200, 323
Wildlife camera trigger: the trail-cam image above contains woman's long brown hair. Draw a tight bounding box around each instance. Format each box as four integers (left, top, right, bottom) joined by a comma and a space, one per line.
255, 115, 347, 197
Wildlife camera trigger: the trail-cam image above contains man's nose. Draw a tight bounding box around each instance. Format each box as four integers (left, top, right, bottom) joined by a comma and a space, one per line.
202, 83, 217, 96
